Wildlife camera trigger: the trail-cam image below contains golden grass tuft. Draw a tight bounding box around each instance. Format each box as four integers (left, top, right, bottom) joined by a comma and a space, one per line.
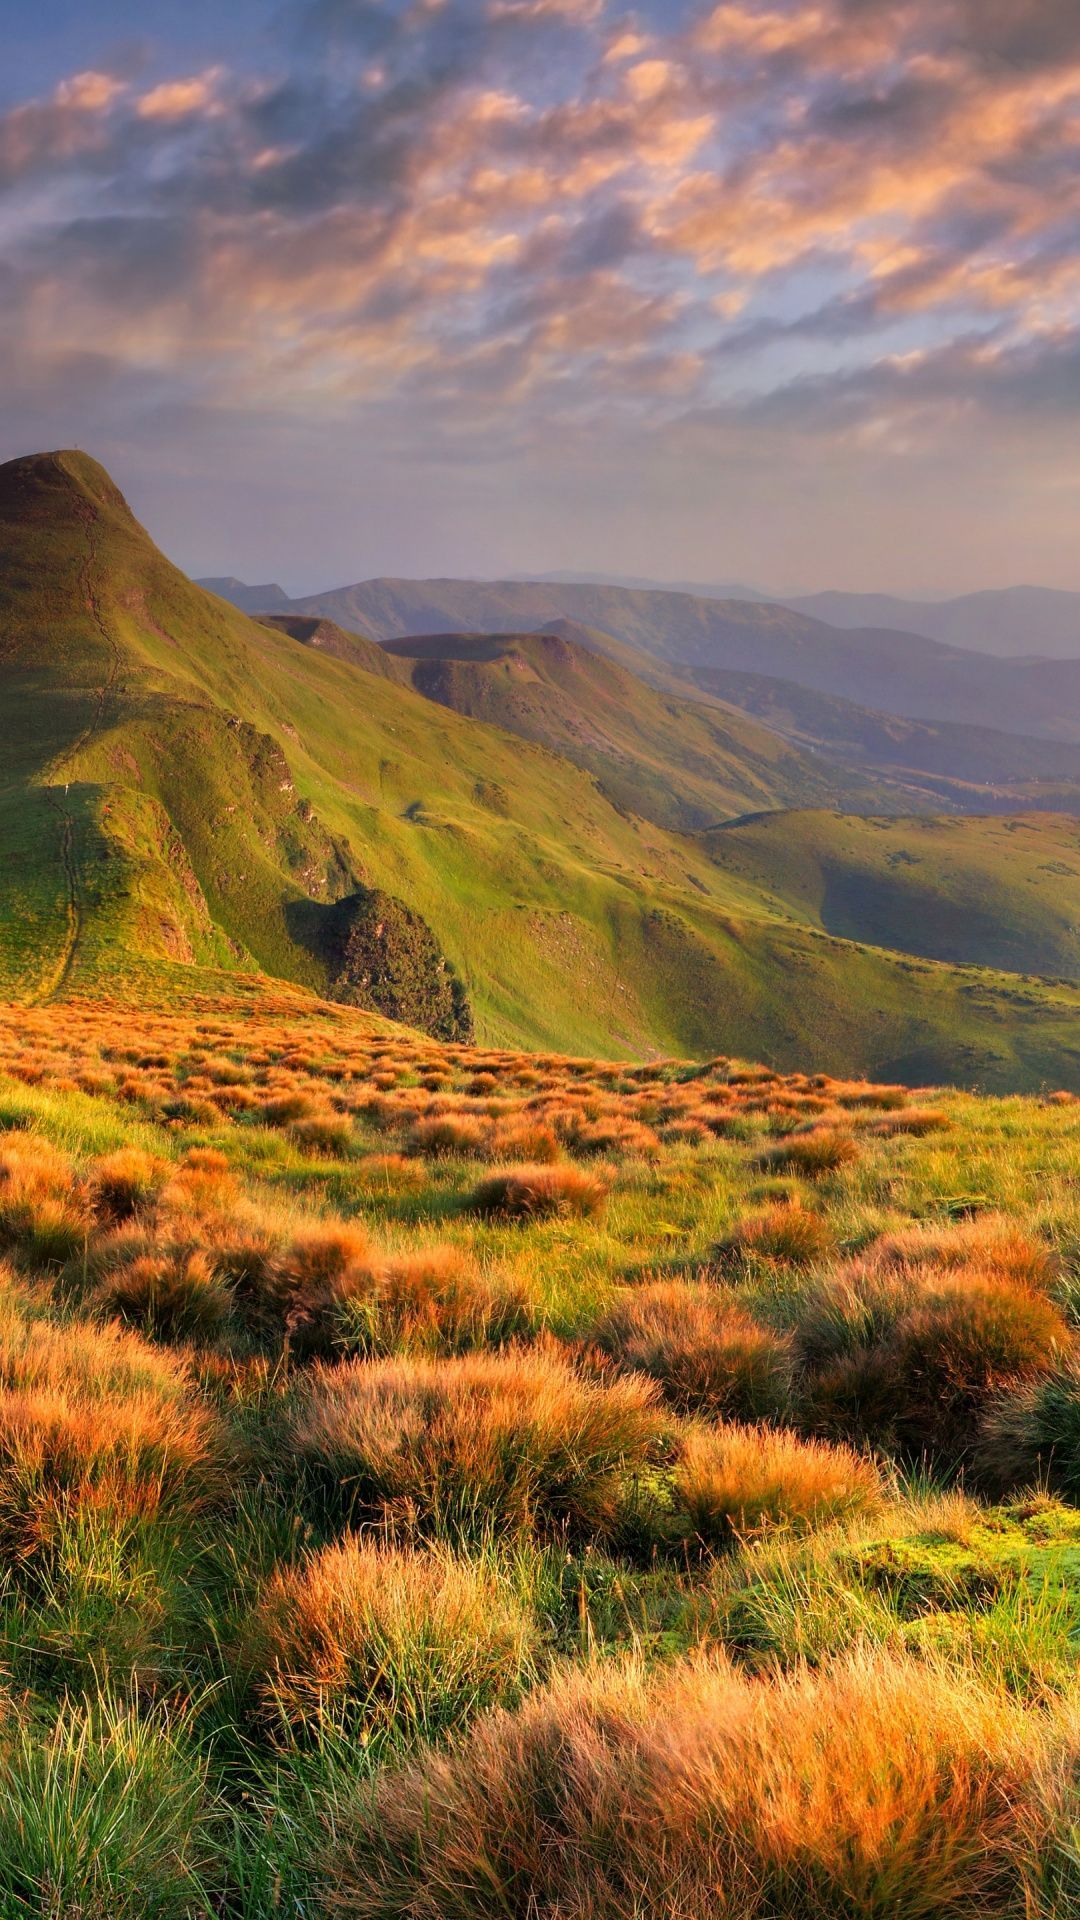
94, 1248, 232, 1344
873, 1214, 1058, 1291
593, 1281, 791, 1421
759, 1129, 859, 1178
675, 1420, 883, 1545
263, 1221, 373, 1355
470, 1163, 609, 1221
240, 1536, 534, 1740
286, 1343, 665, 1541
330, 1648, 1059, 1918
344, 1247, 537, 1357
88, 1148, 170, 1223
716, 1199, 837, 1271
409, 1114, 492, 1158
0, 1276, 223, 1542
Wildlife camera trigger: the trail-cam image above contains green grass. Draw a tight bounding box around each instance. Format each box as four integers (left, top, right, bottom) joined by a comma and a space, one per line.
706, 809, 1080, 981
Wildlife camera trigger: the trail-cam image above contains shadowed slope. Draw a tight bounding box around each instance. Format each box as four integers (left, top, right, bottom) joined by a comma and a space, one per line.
704, 811, 1080, 982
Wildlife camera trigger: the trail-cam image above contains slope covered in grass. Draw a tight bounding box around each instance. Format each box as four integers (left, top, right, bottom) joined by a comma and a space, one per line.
380, 626, 891, 830
0, 991, 1079, 1911
704, 811, 1080, 982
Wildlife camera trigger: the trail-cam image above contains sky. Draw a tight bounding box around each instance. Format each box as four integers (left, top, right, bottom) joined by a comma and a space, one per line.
0, 0, 1078, 595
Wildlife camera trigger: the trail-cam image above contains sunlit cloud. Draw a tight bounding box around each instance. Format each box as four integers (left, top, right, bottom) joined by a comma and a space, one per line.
0, 0, 1077, 589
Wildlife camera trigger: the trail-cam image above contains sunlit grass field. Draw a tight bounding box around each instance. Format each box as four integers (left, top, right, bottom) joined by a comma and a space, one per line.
0, 989, 1078, 1912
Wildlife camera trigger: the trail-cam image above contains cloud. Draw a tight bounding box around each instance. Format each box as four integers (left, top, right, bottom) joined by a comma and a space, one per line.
0, 0, 1078, 588
136, 71, 224, 121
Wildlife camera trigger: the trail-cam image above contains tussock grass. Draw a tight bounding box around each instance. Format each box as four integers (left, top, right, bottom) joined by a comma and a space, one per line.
239, 1537, 535, 1743
470, 1162, 610, 1220
285, 1344, 667, 1543
329, 1649, 1066, 1919
0, 999, 1077, 1914
593, 1280, 792, 1421
675, 1421, 883, 1545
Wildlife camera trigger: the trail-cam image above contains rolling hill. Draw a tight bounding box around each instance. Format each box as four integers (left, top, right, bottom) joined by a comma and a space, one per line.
271, 576, 1080, 741
379, 626, 892, 831
5, 448, 1080, 1086
703, 811, 1080, 983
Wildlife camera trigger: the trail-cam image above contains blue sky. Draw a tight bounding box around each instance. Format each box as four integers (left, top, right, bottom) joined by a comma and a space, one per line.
1, 0, 1078, 594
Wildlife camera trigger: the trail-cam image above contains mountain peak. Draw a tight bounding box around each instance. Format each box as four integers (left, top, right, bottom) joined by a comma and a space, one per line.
197, 576, 293, 613
0, 449, 142, 542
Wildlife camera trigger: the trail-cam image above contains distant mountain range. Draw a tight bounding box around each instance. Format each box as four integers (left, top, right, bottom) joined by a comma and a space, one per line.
201, 574, 1080, 743
782, 586, 1080, 661
459, 576, 1080, 659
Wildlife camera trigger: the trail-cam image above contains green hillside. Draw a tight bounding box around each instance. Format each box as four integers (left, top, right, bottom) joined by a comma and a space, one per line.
704, 811, 1080, 981
380, 627, 891, 831
3, 448, 1080, 1086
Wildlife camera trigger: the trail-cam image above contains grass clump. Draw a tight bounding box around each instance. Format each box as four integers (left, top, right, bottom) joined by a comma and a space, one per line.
795, 1262, 1071, 1464
285, 1344, 666, 1543
0, 1279, 223, 1546
409, 1114, 491, 1158
980, 1357, 1080, 1498
873, 1213, 1058, 1291
715, 1200, 837, 1272
675, 1421, 883, 1546
759, 1129, 859, 1179
328, 1649, 1059, 1919
247, 1220, 372, 1355
342, 1247, 538, 1357
0, 1694, 218, 1919
470, 1163, 609, 1221
889, 1276, 1069, 1461
239, 1537, 535, 1743
89, 1148, 170, 1223
592, 1281, 792, 1421
94, 1247, 232, 1344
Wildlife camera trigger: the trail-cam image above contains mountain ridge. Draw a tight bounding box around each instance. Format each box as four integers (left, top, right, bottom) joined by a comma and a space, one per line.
233, 574, 1080, 742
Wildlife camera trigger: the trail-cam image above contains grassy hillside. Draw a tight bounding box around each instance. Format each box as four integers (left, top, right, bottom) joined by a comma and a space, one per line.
290, 575, 1080, 741
5, 449, 1080, 1085
0, 993, 1079, 1911
704, 811, 1080, 983
380, 627, 891, 831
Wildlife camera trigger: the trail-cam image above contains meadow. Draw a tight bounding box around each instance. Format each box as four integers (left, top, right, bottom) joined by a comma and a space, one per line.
1, 987, 1080, 1913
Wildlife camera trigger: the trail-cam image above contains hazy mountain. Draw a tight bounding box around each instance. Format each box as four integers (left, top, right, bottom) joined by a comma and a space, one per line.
286, 576, 1080, 742
197, 575, 292, 613
514, 570, 768, 598
683, 666, 1080, 814
785, 586, 1080, 661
